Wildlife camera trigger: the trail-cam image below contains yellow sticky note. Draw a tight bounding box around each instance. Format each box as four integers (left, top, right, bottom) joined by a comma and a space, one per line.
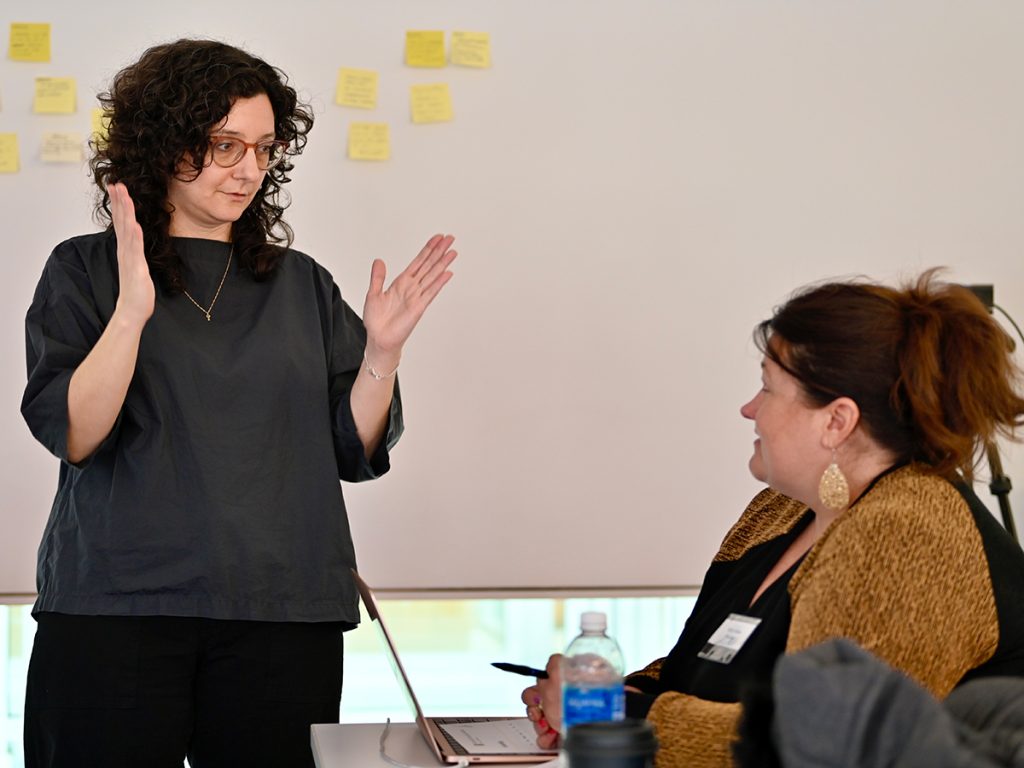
336, 68, 379, 109
451, 31, 491, 68
34, 77, 76, 114
41, 132, 83, 163
0, 134, 19, 173
410, 84, 453, 124
405, 31, 446, 68
348, 122, 390, 161
9, 23, 50, 62
91, 108, 111, 143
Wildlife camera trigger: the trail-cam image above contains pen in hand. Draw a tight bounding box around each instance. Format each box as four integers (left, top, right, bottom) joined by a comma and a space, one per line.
492, 662, 549, 679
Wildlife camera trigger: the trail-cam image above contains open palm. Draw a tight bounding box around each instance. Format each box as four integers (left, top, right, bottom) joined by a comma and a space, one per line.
362, 234, 457, 357
108, 181, 155, 325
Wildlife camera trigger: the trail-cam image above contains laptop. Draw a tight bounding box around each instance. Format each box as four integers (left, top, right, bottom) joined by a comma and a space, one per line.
352, 569, 557, 764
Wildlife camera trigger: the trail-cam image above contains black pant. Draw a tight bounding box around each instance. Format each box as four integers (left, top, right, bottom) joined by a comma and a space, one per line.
25, 613, 345, 768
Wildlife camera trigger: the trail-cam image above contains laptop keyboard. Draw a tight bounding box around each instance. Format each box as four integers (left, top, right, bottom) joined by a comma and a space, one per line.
434, 718, 494, 755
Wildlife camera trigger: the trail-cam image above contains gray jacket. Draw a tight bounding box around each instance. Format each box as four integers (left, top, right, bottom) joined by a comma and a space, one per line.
769, 639, 1024, 767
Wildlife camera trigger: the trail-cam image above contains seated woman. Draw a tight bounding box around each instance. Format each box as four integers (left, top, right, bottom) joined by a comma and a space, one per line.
522, 270, 1024, 767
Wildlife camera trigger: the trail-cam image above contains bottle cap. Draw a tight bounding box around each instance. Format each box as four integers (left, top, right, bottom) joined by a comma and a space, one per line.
580, 611, 607, 632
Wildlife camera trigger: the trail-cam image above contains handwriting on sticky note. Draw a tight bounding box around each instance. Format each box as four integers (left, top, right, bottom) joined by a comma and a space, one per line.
9, 23, 51, 62
410, 84, 453, 124
405, 31, 446, 67
348, 122, 390, 161
0, 134, 20, 173
41, 133, 83, 163
451, 31, 491, 68
336, 68, 379, 109
34, 77, 76, 114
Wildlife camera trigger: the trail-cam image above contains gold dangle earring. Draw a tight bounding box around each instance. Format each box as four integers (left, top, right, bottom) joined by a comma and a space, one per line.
818, 448, 850, 512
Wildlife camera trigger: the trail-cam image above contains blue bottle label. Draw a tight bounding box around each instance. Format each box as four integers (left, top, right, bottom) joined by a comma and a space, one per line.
562, 683, 626, 728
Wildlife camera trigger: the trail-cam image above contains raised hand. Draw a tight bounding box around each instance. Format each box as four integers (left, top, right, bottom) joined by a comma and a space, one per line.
65, 182, 155, 463
108, 182, 155, 327
361, 234, 457, 371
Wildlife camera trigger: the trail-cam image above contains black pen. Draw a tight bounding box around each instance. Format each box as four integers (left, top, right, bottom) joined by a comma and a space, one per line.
492, 662, 549, 679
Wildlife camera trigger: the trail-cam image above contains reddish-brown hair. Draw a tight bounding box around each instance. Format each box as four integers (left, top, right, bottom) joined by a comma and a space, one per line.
754, 269, 1024, 481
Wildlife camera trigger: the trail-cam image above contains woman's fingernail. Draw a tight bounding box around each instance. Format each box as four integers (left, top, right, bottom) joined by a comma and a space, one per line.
538, 719, 548, 730
533, 696, 541, 705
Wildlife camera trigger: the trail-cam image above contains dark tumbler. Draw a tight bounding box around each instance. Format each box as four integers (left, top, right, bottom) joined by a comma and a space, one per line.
562, 718, 658, 768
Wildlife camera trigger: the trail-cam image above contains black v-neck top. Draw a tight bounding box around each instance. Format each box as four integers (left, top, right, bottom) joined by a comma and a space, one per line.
655, 510, 814, 703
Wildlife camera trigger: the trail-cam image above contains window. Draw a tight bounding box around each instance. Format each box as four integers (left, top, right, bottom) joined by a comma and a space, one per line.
1, 595, 696, 766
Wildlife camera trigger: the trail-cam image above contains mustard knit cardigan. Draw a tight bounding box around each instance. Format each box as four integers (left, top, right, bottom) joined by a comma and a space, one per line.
626, 465, 1000, 768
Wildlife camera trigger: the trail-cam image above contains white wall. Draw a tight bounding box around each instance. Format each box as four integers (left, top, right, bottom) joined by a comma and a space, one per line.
2, 0, 1023, 594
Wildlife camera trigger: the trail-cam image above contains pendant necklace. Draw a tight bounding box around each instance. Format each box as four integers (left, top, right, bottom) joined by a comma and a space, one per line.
182, 245, 233, 322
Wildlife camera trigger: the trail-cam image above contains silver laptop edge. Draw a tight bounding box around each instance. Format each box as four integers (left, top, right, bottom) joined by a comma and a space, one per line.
351, 569, 554, 764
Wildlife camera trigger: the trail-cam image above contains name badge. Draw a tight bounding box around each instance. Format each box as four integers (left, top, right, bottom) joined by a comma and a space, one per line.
697, 613, 762, 664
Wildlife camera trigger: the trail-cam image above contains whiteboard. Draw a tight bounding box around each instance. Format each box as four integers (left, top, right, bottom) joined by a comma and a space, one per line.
2, 0, 1023, 595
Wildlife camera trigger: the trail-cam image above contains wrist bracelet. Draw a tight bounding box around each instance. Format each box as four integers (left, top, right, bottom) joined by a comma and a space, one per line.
363, 352, 399, 380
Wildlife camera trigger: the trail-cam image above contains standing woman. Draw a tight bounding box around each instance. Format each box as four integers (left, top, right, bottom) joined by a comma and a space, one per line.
21, 39, 455, 767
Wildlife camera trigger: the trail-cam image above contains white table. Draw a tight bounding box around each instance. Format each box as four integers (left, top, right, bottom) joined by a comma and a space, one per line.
312, 722, 560, 768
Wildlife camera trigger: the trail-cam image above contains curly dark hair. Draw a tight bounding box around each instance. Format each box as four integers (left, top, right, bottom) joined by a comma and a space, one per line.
89, 38, 315, 292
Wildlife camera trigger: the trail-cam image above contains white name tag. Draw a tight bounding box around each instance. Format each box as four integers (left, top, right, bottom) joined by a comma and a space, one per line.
696, 613, 762, 664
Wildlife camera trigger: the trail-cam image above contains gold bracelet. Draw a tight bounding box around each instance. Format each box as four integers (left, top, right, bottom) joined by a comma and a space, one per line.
363, 352, 399, 380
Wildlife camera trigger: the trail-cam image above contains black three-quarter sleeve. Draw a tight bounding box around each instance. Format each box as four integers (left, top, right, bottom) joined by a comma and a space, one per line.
22, 234, 119, 465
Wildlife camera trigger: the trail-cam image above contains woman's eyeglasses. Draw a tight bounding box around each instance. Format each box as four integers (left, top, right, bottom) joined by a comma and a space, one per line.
208, 136, 289, 170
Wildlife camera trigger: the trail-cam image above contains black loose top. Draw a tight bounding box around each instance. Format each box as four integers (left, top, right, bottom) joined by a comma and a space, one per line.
22, 232, 402, 623
625, 510, 813, 717
656, 511, 814, 702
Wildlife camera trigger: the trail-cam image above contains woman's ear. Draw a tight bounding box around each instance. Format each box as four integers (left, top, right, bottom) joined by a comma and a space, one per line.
823, 397, 860, 448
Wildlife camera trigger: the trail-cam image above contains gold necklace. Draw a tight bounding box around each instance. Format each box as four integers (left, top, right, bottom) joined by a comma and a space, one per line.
182, 245, 233, 322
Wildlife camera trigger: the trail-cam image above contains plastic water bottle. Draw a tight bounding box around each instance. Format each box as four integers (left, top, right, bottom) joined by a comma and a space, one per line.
561, 611, 625, 736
